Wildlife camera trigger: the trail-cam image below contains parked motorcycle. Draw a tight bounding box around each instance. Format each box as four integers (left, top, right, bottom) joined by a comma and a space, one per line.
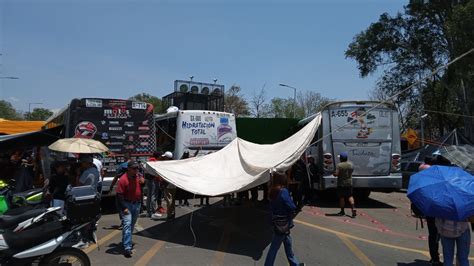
0, 207, 92, 266
0, 179, 45, 215
0, 185, 101, 266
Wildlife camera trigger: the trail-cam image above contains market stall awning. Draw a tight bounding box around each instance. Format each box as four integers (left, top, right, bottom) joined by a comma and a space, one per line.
0, 126, 63, 151
0, 119, 45, 135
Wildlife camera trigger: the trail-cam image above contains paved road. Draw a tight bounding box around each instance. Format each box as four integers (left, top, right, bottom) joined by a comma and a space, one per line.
87, 192, 474, 265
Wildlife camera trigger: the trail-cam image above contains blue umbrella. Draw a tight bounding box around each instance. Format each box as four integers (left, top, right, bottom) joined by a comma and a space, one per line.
407, 165, 474, 221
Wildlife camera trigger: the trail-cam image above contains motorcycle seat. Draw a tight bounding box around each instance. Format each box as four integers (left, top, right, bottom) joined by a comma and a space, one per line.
2, 220, 64, 251
13, 188, 42, 200
0, 208, 46, 229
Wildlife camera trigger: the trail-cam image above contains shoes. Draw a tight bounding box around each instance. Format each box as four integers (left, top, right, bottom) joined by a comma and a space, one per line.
430, 260, 442, 266
124, 249, 132, 258
151, 212, 163, 219
166, 214, 175, 220
158, 207, 166, 214
336, 211, 345, 216
352, 210, 357, 218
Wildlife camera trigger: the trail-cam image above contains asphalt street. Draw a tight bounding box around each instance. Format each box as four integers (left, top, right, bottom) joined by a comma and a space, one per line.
86, 192, 474, 265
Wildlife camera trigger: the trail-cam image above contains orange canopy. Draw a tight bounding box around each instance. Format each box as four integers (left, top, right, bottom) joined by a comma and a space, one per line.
0, 119, 45, 135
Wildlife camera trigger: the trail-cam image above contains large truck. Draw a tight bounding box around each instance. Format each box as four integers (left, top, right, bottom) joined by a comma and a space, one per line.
299, 101, 402, 198
155, 110, 237, 159
44, 98, 156, 195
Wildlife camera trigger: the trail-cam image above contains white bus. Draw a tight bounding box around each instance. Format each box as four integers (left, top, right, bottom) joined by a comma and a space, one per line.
299, 101, 402, 198
155, 110, 237, 159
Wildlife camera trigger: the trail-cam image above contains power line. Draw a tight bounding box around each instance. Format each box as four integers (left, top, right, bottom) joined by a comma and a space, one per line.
424, 109, 474, 119
308, 47, 474, 147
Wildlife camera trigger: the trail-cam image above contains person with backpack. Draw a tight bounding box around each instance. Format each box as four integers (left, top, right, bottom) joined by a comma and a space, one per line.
264, 172, 304, 266
435, 218, 471, 266
413, 155, 446, 266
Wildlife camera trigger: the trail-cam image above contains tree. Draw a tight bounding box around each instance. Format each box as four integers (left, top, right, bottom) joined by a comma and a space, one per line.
267, 91, 331, 119
224, 85, 250, 117
25, 108, 53, 121
297, 91, 332, 118
267, 97, 297, 118
129, 93, 163, 113
0, 100, 22, 120
346, 0, 474, 139
250, 85, 270, 118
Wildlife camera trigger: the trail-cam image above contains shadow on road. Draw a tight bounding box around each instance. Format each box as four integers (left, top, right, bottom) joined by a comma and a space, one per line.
311, 196, 397, 209
397, 259, 432, 265
135, 201, 273, 261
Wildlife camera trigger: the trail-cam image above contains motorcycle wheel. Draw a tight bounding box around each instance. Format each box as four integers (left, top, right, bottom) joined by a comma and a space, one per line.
39, 247, 90, 266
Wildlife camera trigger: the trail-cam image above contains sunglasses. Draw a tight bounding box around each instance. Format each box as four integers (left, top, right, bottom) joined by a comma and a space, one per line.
130, 166, 139, 170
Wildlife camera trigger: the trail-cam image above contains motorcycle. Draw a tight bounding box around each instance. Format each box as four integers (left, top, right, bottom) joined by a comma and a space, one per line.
0, 207, 92, 266
0, 179, 45, 215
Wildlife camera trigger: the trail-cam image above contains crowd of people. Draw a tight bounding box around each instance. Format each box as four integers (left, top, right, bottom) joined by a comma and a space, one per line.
2, 146, 472, 265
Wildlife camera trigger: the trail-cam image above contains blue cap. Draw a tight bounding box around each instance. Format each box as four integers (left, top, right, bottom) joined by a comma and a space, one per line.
339, 152, 348, 160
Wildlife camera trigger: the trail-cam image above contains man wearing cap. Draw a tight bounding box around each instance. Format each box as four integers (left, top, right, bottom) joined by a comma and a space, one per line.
75, 154, 102, 248
116, 161, 145, 258
78, 154, 100, 191
333, 152, 356, 218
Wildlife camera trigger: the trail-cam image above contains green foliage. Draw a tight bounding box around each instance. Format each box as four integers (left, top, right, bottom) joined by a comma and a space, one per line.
129, 93, 163, 113
25, 108, 53, 121
224, 85, 250, 117
0, 100, 22, 120
346, 0, 474, 137
267, 91, 331, 119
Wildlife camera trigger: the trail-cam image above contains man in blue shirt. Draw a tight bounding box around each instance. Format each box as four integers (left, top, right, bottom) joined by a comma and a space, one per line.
78, 155, 100, 191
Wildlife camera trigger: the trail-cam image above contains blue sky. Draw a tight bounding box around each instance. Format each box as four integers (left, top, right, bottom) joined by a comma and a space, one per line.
0, 0, 405, 113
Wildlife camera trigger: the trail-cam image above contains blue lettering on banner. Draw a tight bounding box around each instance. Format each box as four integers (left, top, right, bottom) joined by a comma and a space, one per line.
191, 129, 206, 135
181, 121, 215, 129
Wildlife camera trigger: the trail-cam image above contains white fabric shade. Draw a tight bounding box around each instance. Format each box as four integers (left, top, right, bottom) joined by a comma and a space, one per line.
144, 114, 321, 196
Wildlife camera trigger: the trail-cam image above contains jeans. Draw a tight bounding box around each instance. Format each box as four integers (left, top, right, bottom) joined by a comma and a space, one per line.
426, 217, 440, 262
264, 233, 299, 266
440, 229, 471, 266
146, 179, 160, 215
120, 201, 140, 251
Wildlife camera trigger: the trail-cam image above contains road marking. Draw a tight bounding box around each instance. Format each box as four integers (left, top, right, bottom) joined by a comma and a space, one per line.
295, 219, 430, 257
84, 229, 121, 254
337, 235, 375, 266
211, 223, 232, 266
133, 216, 189, 265
134, 240, 166, 266
295, 219, 474, 261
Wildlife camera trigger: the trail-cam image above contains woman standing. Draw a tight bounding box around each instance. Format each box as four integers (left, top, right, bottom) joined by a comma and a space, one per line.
264, 172, 304, 266
435, 218, 471, 266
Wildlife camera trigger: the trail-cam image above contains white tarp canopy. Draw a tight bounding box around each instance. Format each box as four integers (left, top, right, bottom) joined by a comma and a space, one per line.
144, 114, 321, 196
